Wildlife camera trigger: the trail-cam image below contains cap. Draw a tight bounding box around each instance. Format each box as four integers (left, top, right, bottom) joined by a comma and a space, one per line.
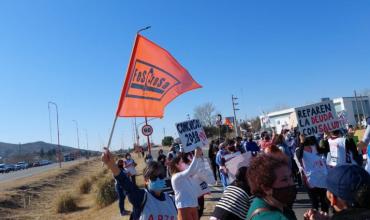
326, 165, 370, 204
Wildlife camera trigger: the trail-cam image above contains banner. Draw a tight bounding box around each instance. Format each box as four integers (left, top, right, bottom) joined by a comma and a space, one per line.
116, 34, 202, 117
176, 119, 208, 153
295, 100, 343, 137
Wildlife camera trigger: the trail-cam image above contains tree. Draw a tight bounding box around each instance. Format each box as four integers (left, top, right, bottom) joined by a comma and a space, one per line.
40, 147, 45, 158
162, 136, 174, 146
193, 102, 216, 127
250, 117, 262, 132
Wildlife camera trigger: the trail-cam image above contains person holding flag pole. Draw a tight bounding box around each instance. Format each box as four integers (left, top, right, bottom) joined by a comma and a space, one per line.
101, 27, 202, 220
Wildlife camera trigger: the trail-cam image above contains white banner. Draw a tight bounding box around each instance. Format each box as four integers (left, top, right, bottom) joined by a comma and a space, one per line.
225, 152, 252, 183
295, 100, 343, 137
176, 119, 208, 153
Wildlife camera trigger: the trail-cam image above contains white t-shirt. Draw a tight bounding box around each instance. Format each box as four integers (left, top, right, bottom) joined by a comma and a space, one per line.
327, 137, 351, 167
124, 159, 137, 175
140, 190, 177, 220
171, 157, 200, 209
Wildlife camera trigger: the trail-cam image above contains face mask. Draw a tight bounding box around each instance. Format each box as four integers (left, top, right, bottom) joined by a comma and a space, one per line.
272, 185, 297, 206
148, 178, 166, 192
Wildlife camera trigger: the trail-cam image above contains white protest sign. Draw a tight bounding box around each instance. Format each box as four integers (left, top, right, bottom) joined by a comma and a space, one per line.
225, 152, 252, 183
302, 152, 328, 188
176, 119, 208, 153
295, 100, 343, 137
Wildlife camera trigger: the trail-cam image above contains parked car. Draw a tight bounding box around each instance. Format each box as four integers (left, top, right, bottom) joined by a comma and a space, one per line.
32, 161, 40, 167
16, 162, 29, 170
39, 160, 52, 166
0, 164, 6, 173
4, 164, 16, 172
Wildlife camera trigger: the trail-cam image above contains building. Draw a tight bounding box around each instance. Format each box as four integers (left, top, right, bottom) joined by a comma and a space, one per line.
260, 96, 370, 133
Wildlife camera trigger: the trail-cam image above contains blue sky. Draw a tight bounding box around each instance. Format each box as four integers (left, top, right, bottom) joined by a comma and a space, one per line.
1, 0, 370, 151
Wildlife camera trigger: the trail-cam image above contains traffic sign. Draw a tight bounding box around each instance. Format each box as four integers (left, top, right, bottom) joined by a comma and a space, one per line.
142, 124, 153, 136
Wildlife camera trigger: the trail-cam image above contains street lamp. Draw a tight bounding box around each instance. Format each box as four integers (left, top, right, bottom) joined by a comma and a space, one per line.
48, 101, 62, 168
85, 129, 89, 159
72, 120, 80, 159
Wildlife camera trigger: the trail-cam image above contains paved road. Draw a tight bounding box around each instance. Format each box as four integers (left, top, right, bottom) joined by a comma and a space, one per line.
0, 159, 84, 184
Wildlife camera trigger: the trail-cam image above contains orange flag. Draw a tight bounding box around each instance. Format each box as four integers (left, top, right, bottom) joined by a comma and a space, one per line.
116, 34, 202, 117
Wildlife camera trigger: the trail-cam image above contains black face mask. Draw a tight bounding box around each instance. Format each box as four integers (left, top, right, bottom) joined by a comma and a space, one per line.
272, 185, 297, 206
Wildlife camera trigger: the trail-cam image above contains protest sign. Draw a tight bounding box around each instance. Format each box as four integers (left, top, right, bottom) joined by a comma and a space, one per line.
176, 119, 208, 153
295, 100, 343, 137
225, 152, 252, 183
302, 152, 328, 188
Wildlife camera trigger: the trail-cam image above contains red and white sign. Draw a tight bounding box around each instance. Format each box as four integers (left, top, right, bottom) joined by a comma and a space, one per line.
142, 124, 153, 136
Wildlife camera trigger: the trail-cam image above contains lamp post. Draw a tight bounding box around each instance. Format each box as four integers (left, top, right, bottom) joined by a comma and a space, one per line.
48, 101, 61, 168
85, 129, 89, 159
72, 120, 80, 159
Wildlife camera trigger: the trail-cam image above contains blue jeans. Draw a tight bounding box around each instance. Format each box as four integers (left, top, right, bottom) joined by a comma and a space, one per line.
115, 183, 126, 214
220, 172, 228, 190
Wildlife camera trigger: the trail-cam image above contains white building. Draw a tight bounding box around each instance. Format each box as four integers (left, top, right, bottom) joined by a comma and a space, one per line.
260, 96, 370, 133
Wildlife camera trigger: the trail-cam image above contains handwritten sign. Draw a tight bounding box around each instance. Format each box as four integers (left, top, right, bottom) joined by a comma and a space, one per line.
295, 100, 343, 137
176, 119, 208, 153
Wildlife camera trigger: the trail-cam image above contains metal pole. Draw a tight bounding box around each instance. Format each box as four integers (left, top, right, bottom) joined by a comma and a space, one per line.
49, 102, 62, 168
107, 116, 118, 149
85, 129, 89, 158
134, 118, 140, 147
232, 95, 239, 137
359, 94, 367, 121
145, 117, 151, 155
354, 90, 361, 126
48, 104, 53, 144
72, 120, 80, 158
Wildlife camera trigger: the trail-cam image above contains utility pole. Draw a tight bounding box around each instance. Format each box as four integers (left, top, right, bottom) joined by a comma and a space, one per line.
232, 95, 240, 137
359, 93, 367, 121
354, 90, 362, 126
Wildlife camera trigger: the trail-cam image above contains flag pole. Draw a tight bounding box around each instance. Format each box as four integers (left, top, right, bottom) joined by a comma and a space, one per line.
106, 116, 118, 149
106, 26, 151, 151
145, 116, 151, 155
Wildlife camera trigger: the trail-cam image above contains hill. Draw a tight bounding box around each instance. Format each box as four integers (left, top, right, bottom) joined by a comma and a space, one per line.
0, 141, 99, 163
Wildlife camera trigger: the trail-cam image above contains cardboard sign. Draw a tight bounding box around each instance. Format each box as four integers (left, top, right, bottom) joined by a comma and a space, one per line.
176, 119, 208, 153
295, 100, 343, 137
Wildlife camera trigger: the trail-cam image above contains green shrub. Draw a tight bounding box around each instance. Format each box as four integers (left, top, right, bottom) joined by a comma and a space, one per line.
95, 177, 117, 208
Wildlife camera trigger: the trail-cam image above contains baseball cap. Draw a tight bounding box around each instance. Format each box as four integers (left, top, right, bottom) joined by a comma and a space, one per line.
326, 165, 370, 204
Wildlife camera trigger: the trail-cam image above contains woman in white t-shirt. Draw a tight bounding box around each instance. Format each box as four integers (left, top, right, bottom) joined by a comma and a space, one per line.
123, 153, 137, 186
170, 147, 202, 220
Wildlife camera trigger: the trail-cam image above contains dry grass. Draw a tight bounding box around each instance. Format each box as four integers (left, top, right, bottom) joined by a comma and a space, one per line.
55, 193, 78, 213
78, 178, 92, 194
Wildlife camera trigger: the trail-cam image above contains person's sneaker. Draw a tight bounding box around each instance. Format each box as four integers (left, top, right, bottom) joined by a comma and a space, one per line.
121, 210, 130, 216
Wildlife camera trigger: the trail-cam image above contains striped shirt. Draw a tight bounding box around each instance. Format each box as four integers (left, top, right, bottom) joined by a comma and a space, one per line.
213, 185, 253, 220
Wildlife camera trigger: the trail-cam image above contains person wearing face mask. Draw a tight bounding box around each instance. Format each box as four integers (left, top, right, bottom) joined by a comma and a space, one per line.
169, 147, 203, 220
115, 159, 129, 216
124, 153, 137, 186
246, 153, 297, 220
102, 148, 177, 220
304, 165, 370, 220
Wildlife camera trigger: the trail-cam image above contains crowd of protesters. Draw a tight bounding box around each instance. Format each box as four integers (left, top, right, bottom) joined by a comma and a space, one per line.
101, 118, 370, 220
